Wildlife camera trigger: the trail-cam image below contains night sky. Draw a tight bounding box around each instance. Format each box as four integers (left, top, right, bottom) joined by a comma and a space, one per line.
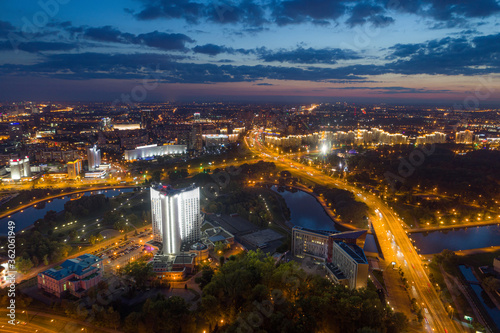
1, 0, 499, 103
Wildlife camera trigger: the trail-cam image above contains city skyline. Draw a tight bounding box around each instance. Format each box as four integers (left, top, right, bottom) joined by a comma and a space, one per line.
0, 0, 499, 103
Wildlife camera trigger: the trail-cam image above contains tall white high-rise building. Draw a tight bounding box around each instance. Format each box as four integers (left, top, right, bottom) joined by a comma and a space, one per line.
150, 184, 201, 255
10, 156, 31, 180
87, 145, 101, 171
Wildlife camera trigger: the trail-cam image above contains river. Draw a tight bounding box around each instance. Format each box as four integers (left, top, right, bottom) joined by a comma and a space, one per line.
0, 188, 134, 235
271, 186, 500, 255
409, 225, 500, 254
270, 186, 378, 253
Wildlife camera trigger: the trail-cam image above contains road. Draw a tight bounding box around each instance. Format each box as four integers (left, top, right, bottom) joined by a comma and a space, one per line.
0, 309, 120, 333
245, 130, 466, 333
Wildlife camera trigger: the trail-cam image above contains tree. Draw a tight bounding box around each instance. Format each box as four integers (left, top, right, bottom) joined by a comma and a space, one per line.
197, 250, 408, 333
195, 265, 214, 290
122, 261, 155, 289
124, 295, 194, 332
151, 170, 162, 183
16, 257, 33, 274
214, 241, 226, 254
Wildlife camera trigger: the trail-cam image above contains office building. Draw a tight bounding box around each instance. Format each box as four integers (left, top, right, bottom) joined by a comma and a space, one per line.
10, 156, 31, 180
292, 227, 368, 289
87, 145, 101, 171
100, 117, 112, 131
37, 254, 103, 298
67, 159, 82, 179
150, 184, 202, 255
190, 125, 203, 151
8, 122, 23, 141
141, 109, 154, 129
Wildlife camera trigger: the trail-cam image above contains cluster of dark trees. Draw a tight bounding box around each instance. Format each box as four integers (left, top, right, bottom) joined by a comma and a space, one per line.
119, 251, 408, 333
205, 189, 274, 227
14, 229, 72, 273
61, 299, 121, 330
64, 194, 109, 217
346, 147, 500, 204
313, 185, 369, 227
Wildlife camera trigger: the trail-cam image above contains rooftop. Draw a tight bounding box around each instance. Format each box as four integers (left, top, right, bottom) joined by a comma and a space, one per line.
40, 254, 101, 281
336, 242, 368, 264
173, 255, 194, 265
152, 183, 197, 196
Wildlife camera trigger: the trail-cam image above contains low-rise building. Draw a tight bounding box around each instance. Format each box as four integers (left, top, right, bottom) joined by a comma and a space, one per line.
124, 144, 187, 161
37, 254, 103, 298
292, 226, 368, 289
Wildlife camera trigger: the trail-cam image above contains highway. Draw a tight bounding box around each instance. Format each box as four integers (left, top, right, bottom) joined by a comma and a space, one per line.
245, 130, 466, 333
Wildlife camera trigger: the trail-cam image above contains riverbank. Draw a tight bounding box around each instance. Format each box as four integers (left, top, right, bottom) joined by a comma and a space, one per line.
0, 185, 139, 222
262, 181, 361, 232
408, 220, 500, 233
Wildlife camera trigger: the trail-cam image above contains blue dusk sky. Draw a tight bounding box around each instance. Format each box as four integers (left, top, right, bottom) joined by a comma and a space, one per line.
0, 0, 499, 103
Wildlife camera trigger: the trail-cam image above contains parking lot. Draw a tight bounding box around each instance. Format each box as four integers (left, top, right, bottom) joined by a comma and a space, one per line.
89, 229, 157, 270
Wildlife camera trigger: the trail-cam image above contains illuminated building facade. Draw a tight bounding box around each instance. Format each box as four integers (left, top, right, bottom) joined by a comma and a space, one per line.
124, 144, 187, 161
87, 145, 101, 171
292, 227, 368, 289
456, 130, 474, 144
8, 122, 23, 141
151, 184, 201, 255
67, 159, 82, 179
10, 157, 31, 180
37, 254, 102, 298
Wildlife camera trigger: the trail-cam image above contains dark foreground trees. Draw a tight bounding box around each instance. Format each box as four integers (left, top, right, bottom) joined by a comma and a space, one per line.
199, 250, 407, 333
122, 251, 408, 333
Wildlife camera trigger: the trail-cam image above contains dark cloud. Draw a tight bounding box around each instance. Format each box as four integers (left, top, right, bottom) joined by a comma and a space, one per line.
345, 3, 394, 27
137, 31, 194, 51
327, 86, 453, 94
258, 47, 360, 64
193, 43, 229, 56
82, 26, 194, 51
0, 51, 370, 83
0, 41, 77, 53
2, 31, 500, 84
133, 0, 347, 26
385, 33, 500, 75
131, 0, 500, 28
206, 0, 268, 25
134, 0, 205, 23
273, 0, 347, 25
255, 83, 274, 85
133, 0, 268, 25
382, 0, 500, 26
0, 20, 16, 38
84, 26, 135, 43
